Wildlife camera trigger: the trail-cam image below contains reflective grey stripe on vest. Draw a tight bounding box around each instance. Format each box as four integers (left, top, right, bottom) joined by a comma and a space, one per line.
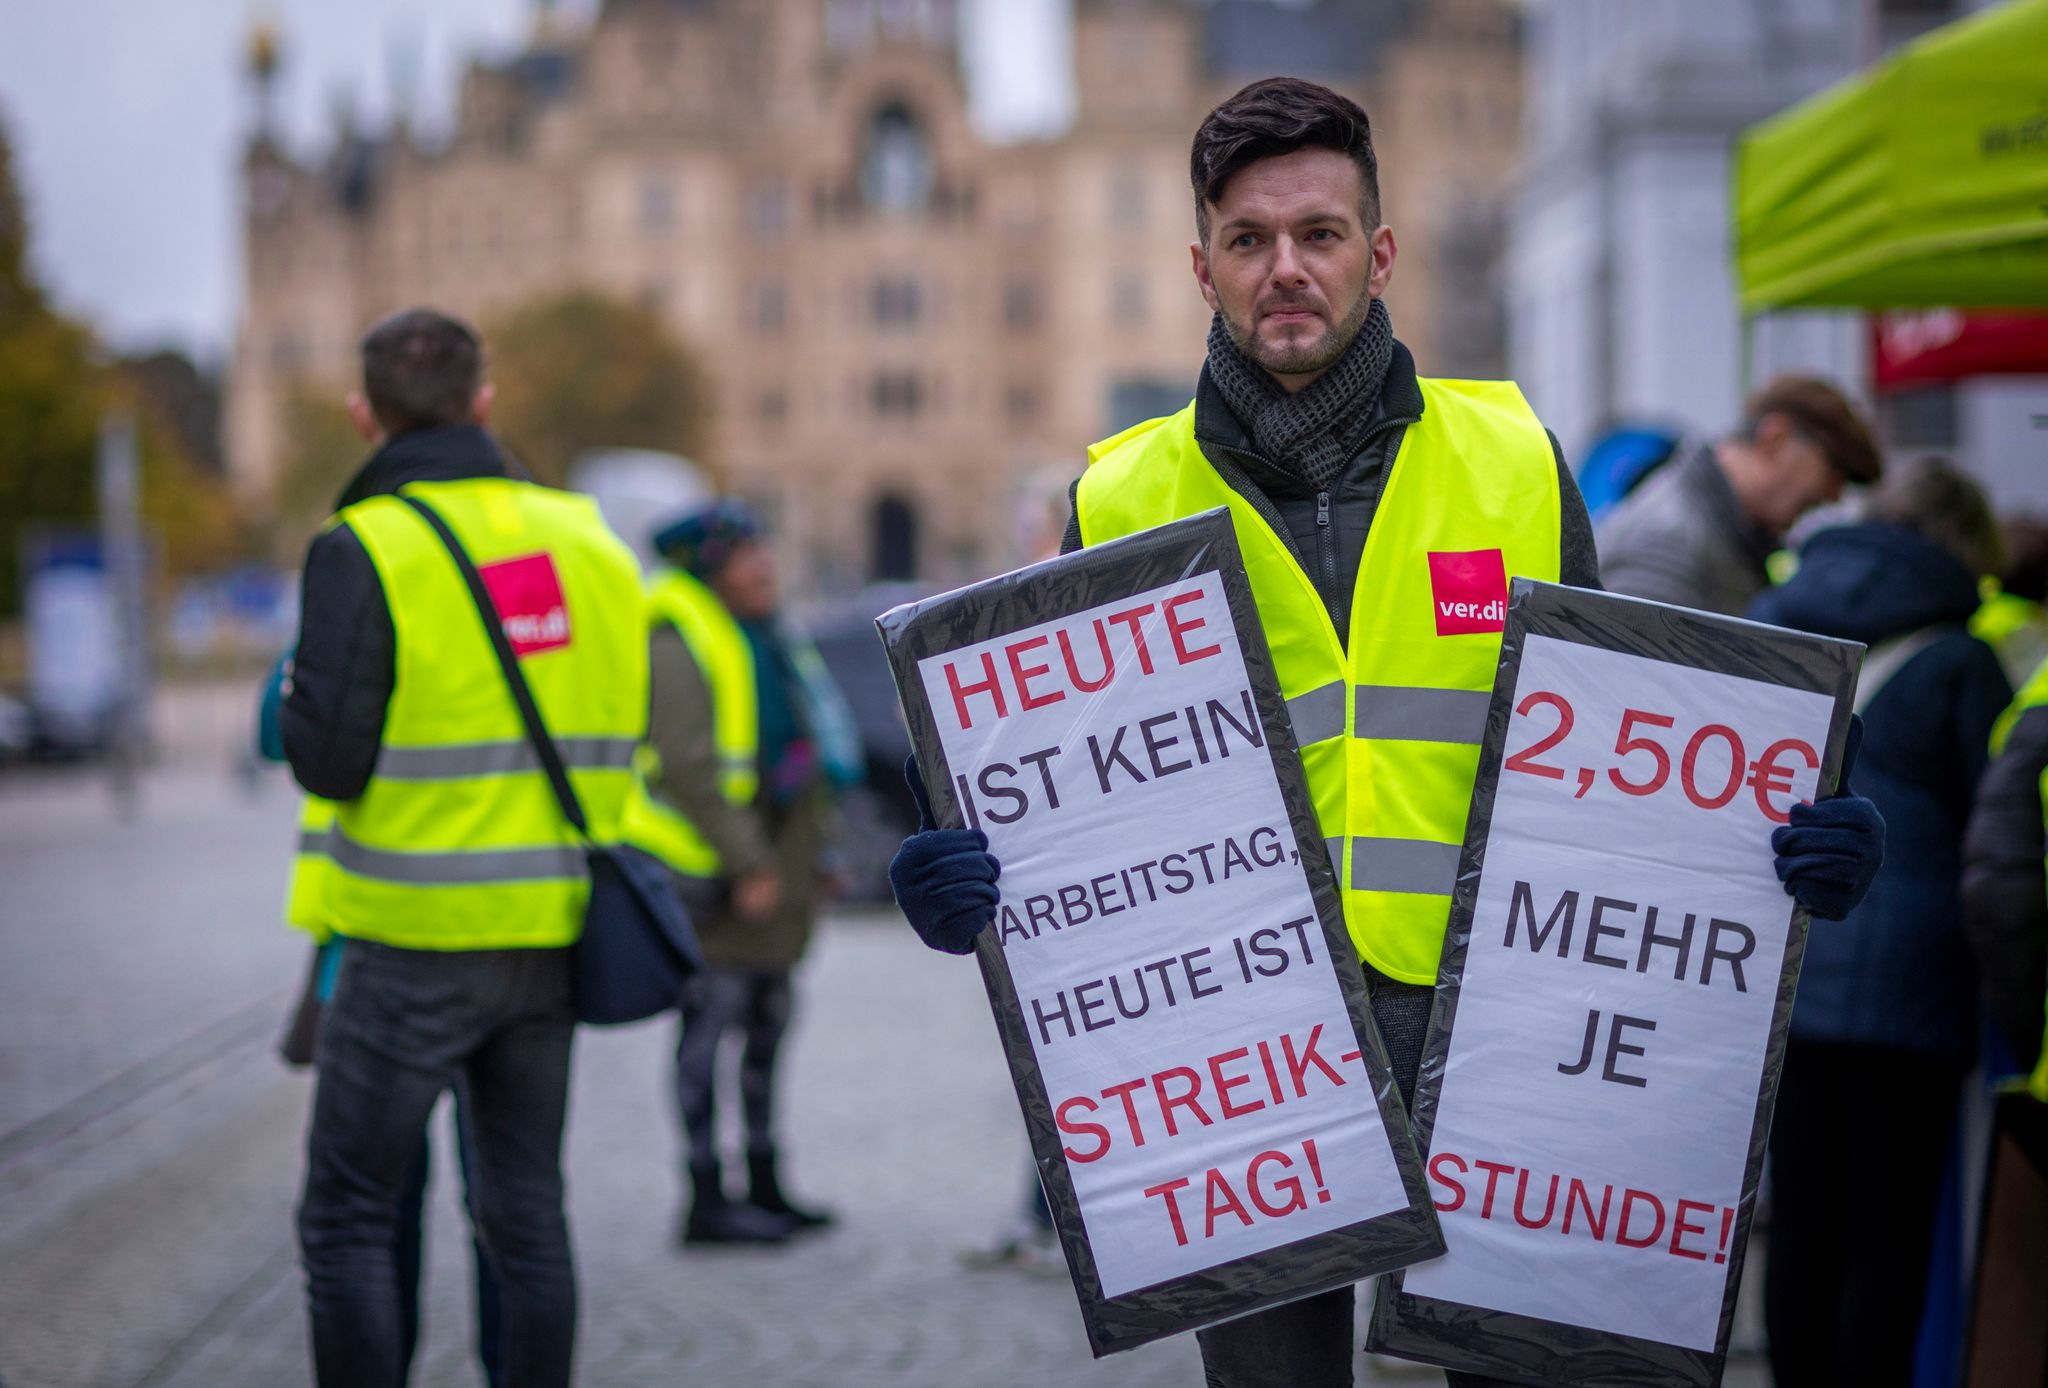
1354, 686, 1490, 745
1347, 837, 1462, 897
1287, 681, 1348, 746
375, 736, 640, 781
315, 828, 585, 885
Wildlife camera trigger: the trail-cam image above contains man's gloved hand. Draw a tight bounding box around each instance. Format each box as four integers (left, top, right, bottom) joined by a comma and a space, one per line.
1771, 716, 1885, 921
888, 756, 1002, 955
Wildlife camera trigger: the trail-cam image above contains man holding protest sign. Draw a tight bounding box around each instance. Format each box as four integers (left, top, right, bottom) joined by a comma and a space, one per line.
891, 77, 1885, 1386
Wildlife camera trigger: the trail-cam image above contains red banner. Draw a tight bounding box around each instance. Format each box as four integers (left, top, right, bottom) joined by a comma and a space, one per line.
1872, 311, 2048, 391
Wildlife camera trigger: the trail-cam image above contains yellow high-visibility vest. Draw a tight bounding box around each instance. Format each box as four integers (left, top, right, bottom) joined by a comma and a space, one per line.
312, 477, 647, 950
286, 796, 338, 941
1079, 378, 1560, 983
1990, 657, 2048, 1103
618, 568, 760, 878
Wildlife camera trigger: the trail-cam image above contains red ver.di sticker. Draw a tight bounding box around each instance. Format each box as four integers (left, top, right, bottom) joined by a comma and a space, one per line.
480, 552, 572, 657
1429, 549, 1508, 636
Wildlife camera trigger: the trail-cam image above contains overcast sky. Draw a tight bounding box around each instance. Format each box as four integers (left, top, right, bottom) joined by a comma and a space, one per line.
0, 0, 1072, 365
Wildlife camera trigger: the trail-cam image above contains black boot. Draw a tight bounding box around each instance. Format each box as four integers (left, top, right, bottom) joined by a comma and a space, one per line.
682, 1160, 795, 1245
747, 1149, 835, 1230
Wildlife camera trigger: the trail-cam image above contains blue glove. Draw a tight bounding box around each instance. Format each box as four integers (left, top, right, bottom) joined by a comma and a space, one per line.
1771, 716, 1884, 921
888, 756, 1002, 955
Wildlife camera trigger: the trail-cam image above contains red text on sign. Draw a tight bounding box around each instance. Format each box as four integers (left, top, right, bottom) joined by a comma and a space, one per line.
1143, 1139, 1333, 1247
1501, 690, 1820, 824
941, 586, 1223, 731
1428, 1151, 1736, 1265
1054, 1024, 1362, 1162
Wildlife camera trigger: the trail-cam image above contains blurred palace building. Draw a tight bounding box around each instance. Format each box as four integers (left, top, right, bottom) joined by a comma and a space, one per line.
228, 0, 1524, 593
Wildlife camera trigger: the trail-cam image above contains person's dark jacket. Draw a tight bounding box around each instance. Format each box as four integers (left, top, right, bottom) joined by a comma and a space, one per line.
1749, 524, 2012, 1061
282, 424, 513, 800
1056, 338, 1600, 1103
1962, 696, 2048, 1075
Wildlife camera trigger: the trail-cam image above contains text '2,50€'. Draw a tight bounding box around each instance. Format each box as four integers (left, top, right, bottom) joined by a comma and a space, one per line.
1501, 691, 1819, 824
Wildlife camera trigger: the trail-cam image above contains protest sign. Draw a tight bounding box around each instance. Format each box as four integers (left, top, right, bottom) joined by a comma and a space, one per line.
878, 510, 1441, 1356
1366, 579, 1861, 1387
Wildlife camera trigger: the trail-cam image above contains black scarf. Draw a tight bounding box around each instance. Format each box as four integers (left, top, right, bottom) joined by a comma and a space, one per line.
1205, 295, 1394, 490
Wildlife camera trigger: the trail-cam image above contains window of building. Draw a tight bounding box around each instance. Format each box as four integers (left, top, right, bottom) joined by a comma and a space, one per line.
871, 493, 919, 580
871, 372, 922, 417
758, 387, 788, 427
746, 181, 788, 236
1111, 271, 1148, 328
861, 104, 933, 213
1003, 276, 1040, 332
753, 279, 788, 331
871, 276, 922, 328
1005, 383, 1040, 426
1110, 169, 1147, 228
639, 177, 676, 237
1879, 386, 1959, 450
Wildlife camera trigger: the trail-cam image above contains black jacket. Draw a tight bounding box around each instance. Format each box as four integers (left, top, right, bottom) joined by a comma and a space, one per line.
1750, 524, 2012, 1059
282, 424, 513, 801
1963, 698, 2048, 1073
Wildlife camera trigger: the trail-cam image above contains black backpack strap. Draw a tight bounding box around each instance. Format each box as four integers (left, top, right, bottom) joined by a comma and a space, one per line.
397, 491, 591, 838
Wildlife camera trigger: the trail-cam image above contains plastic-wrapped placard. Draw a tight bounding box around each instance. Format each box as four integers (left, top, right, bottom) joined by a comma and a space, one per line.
1366, 579, 1862, 1386
877, 509, 1442, 1356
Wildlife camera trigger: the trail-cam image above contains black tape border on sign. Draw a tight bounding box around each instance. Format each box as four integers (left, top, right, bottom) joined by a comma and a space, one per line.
877, 508, 1443, 1357
1365, 578, 1863, 1387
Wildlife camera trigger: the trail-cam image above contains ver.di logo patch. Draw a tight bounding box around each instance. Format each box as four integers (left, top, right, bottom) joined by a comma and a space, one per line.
479, 552, 573, 656
1427, 549, 1507, 636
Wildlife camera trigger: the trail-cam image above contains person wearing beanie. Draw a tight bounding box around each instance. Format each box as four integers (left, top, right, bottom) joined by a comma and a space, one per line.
621, 500, 863, 1246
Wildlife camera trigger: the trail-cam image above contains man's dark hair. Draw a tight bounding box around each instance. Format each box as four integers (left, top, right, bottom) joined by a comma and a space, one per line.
1190, 77, 1380, 246
359, 307, 484, 435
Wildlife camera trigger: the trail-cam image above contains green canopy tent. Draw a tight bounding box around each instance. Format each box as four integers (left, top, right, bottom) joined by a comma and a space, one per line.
1733, 0, 2048, 313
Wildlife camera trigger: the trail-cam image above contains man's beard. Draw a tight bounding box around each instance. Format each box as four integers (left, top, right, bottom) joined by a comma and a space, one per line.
1222, 288, 1375, 378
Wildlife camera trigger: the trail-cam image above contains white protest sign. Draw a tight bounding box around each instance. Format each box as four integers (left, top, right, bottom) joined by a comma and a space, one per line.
1372, 581, 1858, 1385
881, 513, 1438, 1354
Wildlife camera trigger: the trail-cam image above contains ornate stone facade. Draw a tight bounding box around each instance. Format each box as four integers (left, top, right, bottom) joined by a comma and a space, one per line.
229, 0, 1523, 593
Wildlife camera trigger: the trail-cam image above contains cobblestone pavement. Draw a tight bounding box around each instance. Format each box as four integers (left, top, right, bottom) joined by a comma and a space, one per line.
0, 763, 1767, 1388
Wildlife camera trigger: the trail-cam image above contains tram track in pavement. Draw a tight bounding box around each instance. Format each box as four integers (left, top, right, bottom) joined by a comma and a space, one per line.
0, 991, 291, 1208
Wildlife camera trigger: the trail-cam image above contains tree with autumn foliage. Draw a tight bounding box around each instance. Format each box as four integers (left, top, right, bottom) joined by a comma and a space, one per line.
486, 291, 712, 486
0, 118, 243, 618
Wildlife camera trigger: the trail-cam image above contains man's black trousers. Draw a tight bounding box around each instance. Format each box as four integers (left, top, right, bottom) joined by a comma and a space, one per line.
297, 940, 577, 1388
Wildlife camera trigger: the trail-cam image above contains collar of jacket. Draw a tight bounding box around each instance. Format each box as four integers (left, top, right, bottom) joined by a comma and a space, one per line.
1191, 338, 1424, 493
331, 423, 520, 513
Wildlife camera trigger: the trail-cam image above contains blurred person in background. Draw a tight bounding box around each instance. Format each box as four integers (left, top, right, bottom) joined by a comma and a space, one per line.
1746, 458, 2011, 1387
889, 76, 1885, 1388
1963, 606, 2048, 1118
284, 308, 648, 1388
1598, 374, 1882, 615
619, 500, 862, 1246
1971, 515, 2048, 683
